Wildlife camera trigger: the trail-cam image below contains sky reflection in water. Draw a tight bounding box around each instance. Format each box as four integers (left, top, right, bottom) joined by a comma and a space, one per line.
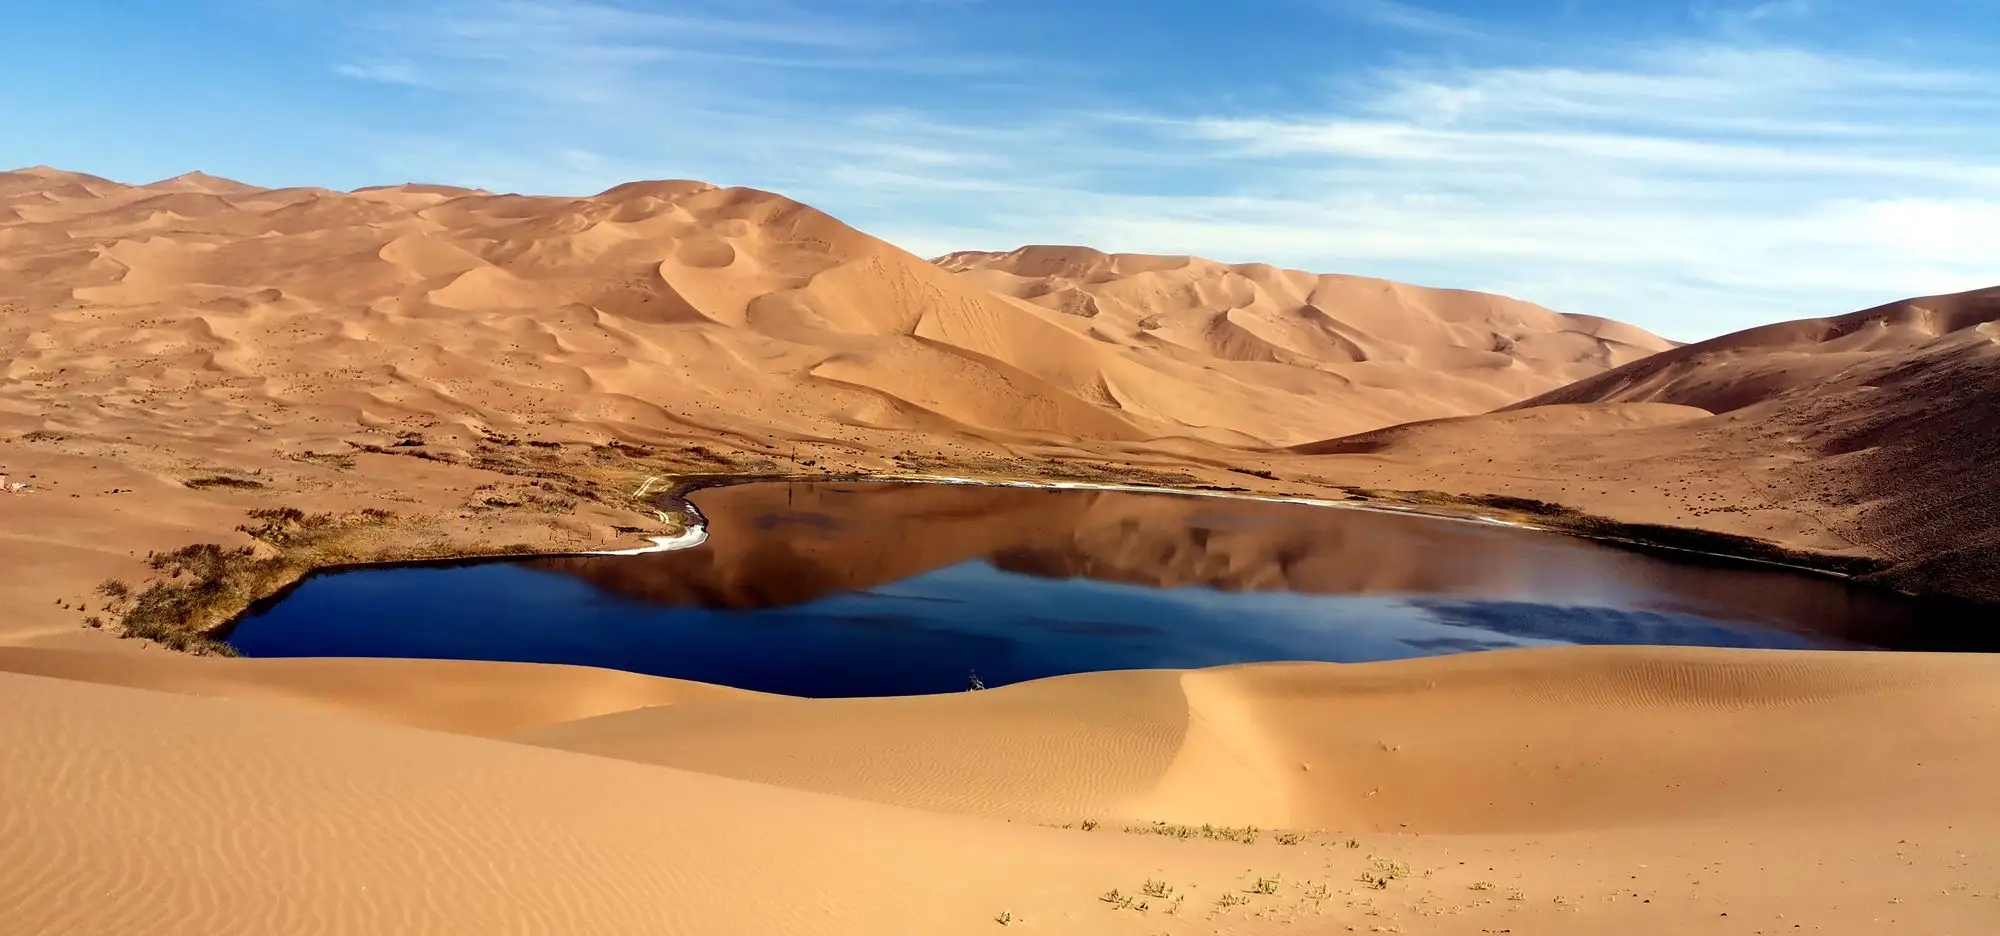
229, 482, 1943, 697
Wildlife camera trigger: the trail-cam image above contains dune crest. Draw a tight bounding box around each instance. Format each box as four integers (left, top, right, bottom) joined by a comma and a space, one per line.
1288, 286, 2000, 602
7, 647, 1993, 934
938, 246, 1675, 441
0, 169, 1667, 464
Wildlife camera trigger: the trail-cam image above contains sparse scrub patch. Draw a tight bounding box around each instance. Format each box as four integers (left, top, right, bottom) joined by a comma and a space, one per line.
1124, 821, 1260, 844
1359, 857, 1410, 889
184, 475, 267, 490
119, 507, 410, 654
120, 544, 276, 654
291, 450, 357, 470
1346, 486, 1887, 577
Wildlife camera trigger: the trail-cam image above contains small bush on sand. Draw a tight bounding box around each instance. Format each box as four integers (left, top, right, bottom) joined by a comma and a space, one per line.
1124, 821, 1260, 844
119, 544, 282, 655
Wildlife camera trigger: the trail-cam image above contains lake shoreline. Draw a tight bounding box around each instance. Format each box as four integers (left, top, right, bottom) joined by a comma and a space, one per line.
105, 469, 1997, 658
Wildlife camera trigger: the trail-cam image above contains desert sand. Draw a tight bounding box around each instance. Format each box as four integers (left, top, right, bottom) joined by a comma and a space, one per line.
4, 166, 1998, 934
1279, 287, 2000, 603
2, 648, 1996, 934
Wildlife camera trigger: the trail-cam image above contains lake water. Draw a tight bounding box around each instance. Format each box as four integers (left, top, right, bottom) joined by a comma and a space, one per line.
227, 481, 1983, 697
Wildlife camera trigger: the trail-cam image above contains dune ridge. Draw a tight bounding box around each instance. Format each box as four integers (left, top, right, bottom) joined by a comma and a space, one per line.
0, 168, 1665, 465
6, 165, 2000, 934
1, 165, 1673, 647
1275, 286, 2000, 602
3, 648, 1997, 934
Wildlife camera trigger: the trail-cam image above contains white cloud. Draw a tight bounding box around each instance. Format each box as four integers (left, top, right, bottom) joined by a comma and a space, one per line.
1317, 0, 1485, 38
1697, 0, 1816, 35
330, 3, 2000, 341
334, 60, 427, 86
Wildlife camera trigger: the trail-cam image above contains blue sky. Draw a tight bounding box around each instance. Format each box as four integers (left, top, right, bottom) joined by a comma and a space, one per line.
4, 1, 1996, 340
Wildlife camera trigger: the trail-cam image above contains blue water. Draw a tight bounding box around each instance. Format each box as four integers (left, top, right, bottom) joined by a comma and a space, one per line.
229, 546, 1834, 698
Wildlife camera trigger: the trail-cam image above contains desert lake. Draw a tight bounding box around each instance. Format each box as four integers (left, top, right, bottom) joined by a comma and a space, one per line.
225, 481, 1985, 696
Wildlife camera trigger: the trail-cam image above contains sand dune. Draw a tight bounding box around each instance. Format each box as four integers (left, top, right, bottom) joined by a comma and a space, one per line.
939, 246, 1673, 440
6, 165, 2000, 934
1512, 287, 2000, 414
514, 646, 2000, 833
3, 649, 1997, 934
1282, 286, 2000, 602
0, 648, 766, 737
0, 169, 1666, 468
0, 166, 1666, 647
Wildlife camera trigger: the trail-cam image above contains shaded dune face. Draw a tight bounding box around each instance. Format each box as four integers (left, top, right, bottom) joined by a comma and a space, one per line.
1510, 287, 2000, 601
1511, 287, 2000, 416
937, 246, 1675, 441
526, 482, 1931, 646
8, 649, 2000, 936
0, 169, 1670, 459
506, 646, 2000, 836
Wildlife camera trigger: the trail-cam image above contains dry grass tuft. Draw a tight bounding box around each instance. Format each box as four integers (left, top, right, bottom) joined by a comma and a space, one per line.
183, 475, 268, 490
1124, 821, 1260, 844
117, 507, 413, 654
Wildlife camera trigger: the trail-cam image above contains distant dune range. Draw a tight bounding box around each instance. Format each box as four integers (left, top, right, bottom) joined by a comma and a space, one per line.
0, 166, 1668, 457
4, 167, 2000, 934
1284, 288, 2000, 603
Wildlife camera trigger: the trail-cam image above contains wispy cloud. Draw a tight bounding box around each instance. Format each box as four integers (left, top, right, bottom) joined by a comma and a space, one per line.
334, 60, 427, 87
1317, 0, 1485, 37
335, 0, 1012, 103
330, 2, 1999, 340
1697, 0, 1815, 35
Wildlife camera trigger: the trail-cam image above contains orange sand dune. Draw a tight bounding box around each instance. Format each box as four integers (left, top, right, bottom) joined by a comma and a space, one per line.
0, 647, 766, 736
940, 245, 1672, 441
1513, 286, 2000, 414
3, 648, 1997, 934
1280, 286, 2000, 601
5, 166, 1999, 934
0, 167, 1664, 646
0, 169, 1665, 468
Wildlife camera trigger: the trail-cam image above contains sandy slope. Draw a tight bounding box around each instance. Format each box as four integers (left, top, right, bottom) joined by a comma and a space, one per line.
0, 165, 1662, 464
1277, 287, 2000, 601
0, 647, 765, 736
5, 164, 1999, 934
3, 648, 1997, 934
938, 246, 1671, 440
0, 165, 1669, 646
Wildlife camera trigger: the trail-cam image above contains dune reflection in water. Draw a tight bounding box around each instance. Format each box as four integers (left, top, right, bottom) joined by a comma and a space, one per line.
228, 481, 1966, 697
